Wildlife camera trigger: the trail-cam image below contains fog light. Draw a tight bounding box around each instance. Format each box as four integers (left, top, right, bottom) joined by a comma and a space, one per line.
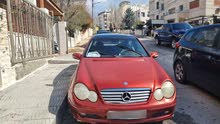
164, 111, 170, 114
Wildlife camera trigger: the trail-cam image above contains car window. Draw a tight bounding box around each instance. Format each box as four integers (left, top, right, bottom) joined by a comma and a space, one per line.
86, 37, 149, 58
162, 24, 170, 31
184, 30, 195, 42
172, 23, 192, 30
190, 27, 220, 48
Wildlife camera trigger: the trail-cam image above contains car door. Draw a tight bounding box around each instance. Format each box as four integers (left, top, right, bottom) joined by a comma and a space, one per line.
177, 30, 196, 80
158, 24, 172, 42
190, 26, 220, 97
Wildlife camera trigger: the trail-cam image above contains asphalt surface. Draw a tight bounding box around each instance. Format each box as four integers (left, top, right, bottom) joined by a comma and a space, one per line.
61, 37, 220, 124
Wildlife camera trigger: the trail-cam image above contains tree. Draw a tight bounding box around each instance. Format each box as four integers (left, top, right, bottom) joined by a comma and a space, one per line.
122, 8, 135, 29
52, 0, 92, 37
65, 4, 92, 37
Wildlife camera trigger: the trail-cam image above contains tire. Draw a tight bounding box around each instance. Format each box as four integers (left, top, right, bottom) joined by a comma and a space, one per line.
174, 61, 186, 84
171, 39, 176, 49
155, 37, 161, 45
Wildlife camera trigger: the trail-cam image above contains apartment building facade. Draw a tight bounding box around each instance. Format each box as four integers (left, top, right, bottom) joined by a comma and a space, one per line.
149, 0, 220, 24
98, 11, 111, 30
119, 1, 150, 23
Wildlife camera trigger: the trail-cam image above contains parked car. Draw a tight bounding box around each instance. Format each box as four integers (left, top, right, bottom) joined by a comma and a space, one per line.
173, 24, 220, 97
68, 34, 176, 124
97, 30, 111, 34
155, 23, 193, 48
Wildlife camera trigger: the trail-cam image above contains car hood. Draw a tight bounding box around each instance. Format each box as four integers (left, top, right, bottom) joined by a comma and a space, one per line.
76, 58, 168, 91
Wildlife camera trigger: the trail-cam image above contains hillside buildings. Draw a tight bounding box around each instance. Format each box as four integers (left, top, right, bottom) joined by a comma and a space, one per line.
149, 0, 220, 24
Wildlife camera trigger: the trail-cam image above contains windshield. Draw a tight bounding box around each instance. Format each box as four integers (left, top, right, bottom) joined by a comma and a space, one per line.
86, 37, 149, 58
172, 23, 192, 30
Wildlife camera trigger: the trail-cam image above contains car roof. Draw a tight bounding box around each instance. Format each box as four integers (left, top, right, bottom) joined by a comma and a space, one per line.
93, 33, 136, 39
167, 22, 189, 25
191, 24, 220, 30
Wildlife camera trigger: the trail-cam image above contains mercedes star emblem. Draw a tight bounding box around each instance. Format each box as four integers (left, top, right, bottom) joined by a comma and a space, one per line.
122, 92, 132, 102
123, 82, 128, 85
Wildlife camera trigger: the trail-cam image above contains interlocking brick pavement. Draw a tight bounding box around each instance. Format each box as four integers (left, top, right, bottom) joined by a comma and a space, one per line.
0, 62, 78, 124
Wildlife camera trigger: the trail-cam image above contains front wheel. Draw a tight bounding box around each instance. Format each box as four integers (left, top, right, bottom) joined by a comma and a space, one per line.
155, 37, 161, 45
174, 61, 186, 84
171, 39, 176, 49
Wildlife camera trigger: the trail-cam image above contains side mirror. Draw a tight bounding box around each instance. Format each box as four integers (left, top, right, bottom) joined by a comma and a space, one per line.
72, 53, 82, 60
150, 52, 158, 58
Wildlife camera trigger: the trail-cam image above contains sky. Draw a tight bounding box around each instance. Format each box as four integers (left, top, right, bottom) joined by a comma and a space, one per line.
86, 0, 149, 17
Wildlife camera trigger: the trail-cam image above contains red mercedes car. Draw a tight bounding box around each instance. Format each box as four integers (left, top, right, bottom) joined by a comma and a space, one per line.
68, 34, 176, 124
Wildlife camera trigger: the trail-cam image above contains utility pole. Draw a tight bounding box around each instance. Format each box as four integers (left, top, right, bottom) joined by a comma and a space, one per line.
92, 0, 101, 29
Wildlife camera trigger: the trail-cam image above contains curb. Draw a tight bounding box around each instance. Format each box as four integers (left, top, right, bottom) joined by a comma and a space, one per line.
48, 60, 79, 64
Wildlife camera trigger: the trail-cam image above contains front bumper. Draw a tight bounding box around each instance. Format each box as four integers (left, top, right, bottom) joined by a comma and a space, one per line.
68, 93, 176, 123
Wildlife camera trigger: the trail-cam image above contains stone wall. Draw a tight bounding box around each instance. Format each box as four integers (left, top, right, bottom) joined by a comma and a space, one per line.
0, 8, 16, 89
67, 28, 93, 48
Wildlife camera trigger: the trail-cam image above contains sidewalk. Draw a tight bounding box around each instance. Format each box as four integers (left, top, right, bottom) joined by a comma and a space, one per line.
0, 56, 79, 124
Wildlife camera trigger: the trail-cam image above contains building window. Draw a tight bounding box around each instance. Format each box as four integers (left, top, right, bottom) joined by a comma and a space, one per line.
156, 2, 159, 9
168, 8, 176, 15
190, 0, 200, 9
141, 12, 145, 17
161, 3, 164, 11
156, 15, 159, 19
179, 5, 184, 12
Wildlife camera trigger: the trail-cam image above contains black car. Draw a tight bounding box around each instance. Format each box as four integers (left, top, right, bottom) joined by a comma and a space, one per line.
173, 24, 220, 97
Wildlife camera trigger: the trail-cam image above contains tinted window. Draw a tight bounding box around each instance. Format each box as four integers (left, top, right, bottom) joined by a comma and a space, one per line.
172, 23, 192, 30
184, 30, 195, 42
163, 24, 170, 31
191, 27, 220, 48
86, 37, 148, 58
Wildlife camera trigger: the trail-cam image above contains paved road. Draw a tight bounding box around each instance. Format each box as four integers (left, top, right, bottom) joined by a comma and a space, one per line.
61, 37, 220, 124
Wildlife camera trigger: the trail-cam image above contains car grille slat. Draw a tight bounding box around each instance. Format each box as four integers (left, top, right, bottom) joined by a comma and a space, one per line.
101, 88, 151, 104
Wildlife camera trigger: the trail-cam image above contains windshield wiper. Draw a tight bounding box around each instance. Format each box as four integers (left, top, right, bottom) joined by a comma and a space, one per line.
116, 45, 144, 57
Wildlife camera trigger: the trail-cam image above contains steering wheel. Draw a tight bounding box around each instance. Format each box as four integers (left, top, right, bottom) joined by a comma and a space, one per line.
119, 50, 137, 56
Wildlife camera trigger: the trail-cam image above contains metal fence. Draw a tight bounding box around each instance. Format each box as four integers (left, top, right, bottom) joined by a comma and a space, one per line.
7, 0, 53, 65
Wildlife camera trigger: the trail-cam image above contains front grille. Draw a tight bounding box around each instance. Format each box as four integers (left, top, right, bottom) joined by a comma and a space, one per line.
100, 88, 151, 104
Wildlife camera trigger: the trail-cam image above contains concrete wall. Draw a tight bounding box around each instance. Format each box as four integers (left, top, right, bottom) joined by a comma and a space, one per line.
0, 8, 16, 89
68, 28, 93, 49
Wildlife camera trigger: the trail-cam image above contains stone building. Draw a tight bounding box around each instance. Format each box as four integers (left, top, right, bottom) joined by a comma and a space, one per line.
149, 0, 220, 24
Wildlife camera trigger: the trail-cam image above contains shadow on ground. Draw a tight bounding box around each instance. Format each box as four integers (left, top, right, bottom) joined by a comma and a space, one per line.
172, 111, 197, 124
48, 64, 77, 124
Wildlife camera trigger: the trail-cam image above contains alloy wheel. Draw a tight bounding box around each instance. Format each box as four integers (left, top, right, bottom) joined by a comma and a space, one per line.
171, 40, 176, 49
175, 61, 186, 83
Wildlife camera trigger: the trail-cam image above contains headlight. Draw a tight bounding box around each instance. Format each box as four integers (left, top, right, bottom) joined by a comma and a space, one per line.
74, 83, 90, 100
161, 81, 175, 98
154, 89, 163, 101
88, 91, 98, 102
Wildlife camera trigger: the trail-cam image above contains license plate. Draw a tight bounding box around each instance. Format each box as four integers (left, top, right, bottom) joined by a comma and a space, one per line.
107, 110, 147, 120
